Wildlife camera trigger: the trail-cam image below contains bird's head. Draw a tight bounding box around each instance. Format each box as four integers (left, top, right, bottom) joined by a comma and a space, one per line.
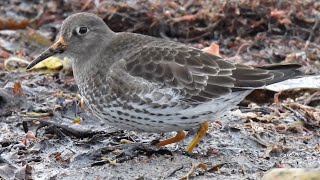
26, 12, 114, 69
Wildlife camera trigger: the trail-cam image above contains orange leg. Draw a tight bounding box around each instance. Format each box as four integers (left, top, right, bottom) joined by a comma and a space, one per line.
186, 122, 209, 153
156, 131, 186, 146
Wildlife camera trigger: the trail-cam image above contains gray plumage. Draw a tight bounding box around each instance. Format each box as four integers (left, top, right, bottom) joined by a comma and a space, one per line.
27, 13, 301, 133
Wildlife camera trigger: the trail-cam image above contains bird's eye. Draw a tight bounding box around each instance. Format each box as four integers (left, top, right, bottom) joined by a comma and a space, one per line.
76, 26, 88, 35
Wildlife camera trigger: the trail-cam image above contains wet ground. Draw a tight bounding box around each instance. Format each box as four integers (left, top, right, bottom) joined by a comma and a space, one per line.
0, 0, 320, 179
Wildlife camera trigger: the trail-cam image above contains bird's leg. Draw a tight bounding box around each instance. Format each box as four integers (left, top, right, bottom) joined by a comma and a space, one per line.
186, 122, 209, 153
156, 131, 186, 146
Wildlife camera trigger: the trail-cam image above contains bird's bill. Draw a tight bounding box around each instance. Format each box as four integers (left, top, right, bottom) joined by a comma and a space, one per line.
26, 36, 67, 70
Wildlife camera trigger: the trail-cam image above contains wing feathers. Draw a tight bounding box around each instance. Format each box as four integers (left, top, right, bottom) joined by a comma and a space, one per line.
121, 39, 300, 103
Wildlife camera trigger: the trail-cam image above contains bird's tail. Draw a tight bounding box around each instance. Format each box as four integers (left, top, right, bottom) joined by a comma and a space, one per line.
257, 64, 302, 85
231, 63, 303, 90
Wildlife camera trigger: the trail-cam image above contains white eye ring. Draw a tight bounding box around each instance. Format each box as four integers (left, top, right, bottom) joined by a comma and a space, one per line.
76, 26, 89, 35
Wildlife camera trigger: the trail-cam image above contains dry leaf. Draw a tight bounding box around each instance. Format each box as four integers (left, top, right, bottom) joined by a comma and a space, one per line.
173, 14, 199, 22
279, 18, 292, 28
13, 82, 23, 96
208, 163, 227, 172
0, 18, 31, 30
181, 163, 208, 180
288, 103, 320, 127
0, 50, 10, 59
270, 10, 286, 19
73, 117, 81, 124
24, 112, 51, 117
202, 43, 220, 57
270, 9, 291, 28
4, 57, 30, 71
31, 57, 63, 70
22, 131, 37, 145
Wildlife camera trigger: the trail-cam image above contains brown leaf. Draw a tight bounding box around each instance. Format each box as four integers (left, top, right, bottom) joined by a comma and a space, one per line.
279, 18, 292, 28
173, 14, 198, 22
0, 49, 10, 59
270, 9, 291, 28
208, 163, 227, 172
0, 18, 31, 30
202, 43, 220, 57
270, 10, 286, 20
13, 82, 23, 96
181, 163, 208, 180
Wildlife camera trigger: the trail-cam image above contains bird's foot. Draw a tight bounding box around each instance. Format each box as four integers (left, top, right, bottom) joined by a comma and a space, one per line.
186, 122, 209, 153
155, 131, 186, 147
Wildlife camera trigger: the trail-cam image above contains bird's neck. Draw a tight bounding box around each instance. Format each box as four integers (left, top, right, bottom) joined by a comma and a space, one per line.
72, 53, 112, 99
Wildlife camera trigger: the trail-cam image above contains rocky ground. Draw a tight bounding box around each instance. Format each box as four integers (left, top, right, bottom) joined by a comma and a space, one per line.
0, 0, 320, 179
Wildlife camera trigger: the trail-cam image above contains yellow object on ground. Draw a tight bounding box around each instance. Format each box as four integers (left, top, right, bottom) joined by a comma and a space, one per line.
262, 168, 320, 180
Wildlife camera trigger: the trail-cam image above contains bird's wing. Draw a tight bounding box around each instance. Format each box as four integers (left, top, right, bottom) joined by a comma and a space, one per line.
107, 59, 185, 107
117, 41, 299, 103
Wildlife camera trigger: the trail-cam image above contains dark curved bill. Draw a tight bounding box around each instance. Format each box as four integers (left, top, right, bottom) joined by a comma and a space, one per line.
26, 37, 67, 70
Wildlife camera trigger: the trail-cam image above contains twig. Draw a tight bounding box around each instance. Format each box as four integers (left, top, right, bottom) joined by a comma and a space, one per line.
250, 134, 268, 148
183, 0, 195, 9
236, 42, 251, 57
184, 20, 221, 42
165, 165, 184, 178
81, 0, 93, 11
304, 91, 320, 105
304, 16, 320, 50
